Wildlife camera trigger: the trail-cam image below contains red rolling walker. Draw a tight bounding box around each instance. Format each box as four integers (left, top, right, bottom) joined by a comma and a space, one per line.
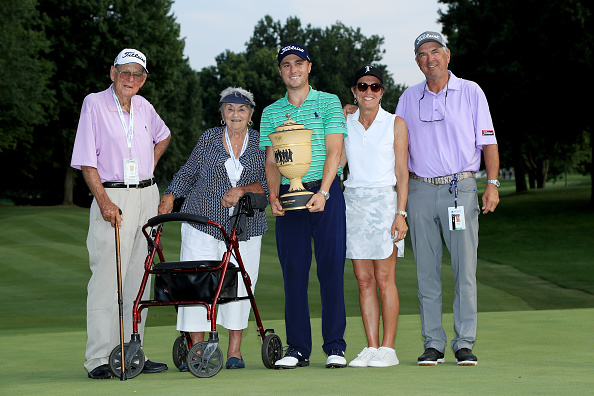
108, 193, 282, 378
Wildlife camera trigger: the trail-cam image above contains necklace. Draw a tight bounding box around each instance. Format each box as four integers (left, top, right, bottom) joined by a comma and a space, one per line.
224, 127, 248, 160
359, 117, 373, 130
229, 134, 243, 149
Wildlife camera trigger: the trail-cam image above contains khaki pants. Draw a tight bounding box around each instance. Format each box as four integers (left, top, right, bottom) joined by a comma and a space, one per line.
84, 184, 159, 372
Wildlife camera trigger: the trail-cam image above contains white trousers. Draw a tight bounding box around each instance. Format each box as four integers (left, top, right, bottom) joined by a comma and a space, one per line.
176, 222, 261, 331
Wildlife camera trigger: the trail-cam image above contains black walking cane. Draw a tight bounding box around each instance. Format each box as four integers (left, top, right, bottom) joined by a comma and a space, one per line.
115, 209, 127, 381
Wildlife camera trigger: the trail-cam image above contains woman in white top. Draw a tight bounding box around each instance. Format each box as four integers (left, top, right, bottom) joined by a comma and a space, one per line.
341, 66, 409, 367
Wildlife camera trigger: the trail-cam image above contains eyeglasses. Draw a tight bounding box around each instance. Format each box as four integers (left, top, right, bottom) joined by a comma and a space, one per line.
115, 67, 146, 82
356, 82, 383, 93
418, 83, 448, 122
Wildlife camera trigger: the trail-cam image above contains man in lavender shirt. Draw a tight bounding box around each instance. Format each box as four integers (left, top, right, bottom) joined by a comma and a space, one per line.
395, 32, 500, 366
71, 49, 170, 379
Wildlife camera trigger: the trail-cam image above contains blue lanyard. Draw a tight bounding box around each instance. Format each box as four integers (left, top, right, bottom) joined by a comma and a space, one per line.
449, 174, 459, 208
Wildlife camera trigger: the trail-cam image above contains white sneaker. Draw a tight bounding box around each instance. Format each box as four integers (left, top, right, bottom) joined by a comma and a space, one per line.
367, 346, 399, 367
349, 347, 378, 367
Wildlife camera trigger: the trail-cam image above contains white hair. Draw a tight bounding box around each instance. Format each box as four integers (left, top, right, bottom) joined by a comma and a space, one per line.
219, 86, 256, 110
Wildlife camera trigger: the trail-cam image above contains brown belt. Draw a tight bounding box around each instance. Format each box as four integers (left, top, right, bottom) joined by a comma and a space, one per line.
409, 171, 475, 185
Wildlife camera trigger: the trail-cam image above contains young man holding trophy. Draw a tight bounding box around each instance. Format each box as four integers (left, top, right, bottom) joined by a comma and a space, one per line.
259, 43, 348, 369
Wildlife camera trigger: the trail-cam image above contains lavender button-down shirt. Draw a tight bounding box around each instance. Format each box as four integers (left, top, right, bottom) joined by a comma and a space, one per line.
395, 72, 497, 178
71, 85, 170, 183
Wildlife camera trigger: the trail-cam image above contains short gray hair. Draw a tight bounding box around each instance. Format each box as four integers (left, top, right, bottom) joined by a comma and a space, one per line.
416, 45, 449, 60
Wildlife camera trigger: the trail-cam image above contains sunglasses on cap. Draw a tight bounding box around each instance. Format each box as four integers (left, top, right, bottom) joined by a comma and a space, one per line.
356, 82, 383, 93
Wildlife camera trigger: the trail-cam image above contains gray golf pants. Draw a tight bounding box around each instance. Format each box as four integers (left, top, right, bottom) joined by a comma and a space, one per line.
407, 177, 479, 353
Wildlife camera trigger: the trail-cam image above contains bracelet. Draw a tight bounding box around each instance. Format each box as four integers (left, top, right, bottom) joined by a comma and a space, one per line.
395, 210, 407, 219
269, 195, 277, 203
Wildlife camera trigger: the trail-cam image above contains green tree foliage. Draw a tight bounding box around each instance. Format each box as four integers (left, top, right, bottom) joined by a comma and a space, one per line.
99, 0, 203, 191
1, 11, 403, 205
0, 0, 53, 153
0, 0, 200, 205
548, 131, 591, 186
438, 0, 592, 193
199, 15, 405, 129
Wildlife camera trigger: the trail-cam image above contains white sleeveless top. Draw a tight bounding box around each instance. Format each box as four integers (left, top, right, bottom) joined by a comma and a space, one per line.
344, 107, 396, 188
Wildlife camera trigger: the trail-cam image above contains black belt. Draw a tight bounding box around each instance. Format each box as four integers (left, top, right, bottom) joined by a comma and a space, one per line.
283, 177, 337, 191
302, 179, 323, 190
302, 176, 340, 190
102, 177, 156, 189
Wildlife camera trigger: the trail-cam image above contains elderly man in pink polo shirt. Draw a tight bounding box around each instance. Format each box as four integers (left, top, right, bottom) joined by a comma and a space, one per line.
395, 32, 500, 367
71, 48, 171, 379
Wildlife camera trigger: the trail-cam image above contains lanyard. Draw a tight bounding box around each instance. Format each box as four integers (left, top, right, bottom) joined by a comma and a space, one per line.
449, 174, 459, 208
111, 86, 134, 151
224, 127, 248, 173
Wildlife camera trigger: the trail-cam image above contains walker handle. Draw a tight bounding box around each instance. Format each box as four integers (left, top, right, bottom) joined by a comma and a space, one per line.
146, 212, 208, 227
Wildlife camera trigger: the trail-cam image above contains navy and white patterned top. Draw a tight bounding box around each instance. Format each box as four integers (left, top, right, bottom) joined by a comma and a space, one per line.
164, 127, 268, 241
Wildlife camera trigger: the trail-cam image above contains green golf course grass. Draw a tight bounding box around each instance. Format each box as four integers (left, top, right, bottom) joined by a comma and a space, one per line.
2, 310, 593, 395
1, 175, 593, 394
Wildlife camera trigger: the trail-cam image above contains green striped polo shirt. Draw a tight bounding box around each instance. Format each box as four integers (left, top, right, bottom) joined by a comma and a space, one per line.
259, 87, 347, 184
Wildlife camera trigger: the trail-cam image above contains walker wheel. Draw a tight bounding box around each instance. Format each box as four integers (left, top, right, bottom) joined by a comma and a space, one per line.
172, 335, 189, 369
187, 341, 223, 378
109, 343, 145, 379
262, 333, 283, 369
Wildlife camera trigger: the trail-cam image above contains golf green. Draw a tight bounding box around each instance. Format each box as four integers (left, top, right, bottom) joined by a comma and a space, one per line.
2, 310, 593, 394
1, 176, 592, 394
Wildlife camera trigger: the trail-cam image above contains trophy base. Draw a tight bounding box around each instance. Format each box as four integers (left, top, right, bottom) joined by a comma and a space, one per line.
280, 190, 314, 211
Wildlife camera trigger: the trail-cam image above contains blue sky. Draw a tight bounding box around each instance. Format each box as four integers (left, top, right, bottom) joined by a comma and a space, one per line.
169, 0, 444, 87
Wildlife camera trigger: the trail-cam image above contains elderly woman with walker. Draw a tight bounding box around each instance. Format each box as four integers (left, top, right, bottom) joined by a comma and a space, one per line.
158, 87, 268, 370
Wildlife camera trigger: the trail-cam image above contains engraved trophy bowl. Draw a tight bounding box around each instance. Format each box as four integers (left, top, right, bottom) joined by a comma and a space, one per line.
268, 116, 314, 210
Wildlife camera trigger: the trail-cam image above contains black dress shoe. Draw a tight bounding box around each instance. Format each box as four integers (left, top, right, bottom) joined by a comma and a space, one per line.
417, 348, 445, 366
142, 359, 168, 373
88, 364, 114, 379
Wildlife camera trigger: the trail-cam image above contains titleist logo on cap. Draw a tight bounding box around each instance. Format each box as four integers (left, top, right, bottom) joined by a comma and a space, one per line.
415, 32, 442, 46
279, 45, 305, 55
121, 51, 146, 64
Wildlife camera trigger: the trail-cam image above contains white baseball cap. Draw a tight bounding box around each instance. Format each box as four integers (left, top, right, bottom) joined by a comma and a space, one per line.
113, 48, 148, 73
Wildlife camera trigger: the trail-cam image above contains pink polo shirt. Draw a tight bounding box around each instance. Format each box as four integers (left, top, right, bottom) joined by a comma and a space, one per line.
395, 72, 497, 178
70, 85, 170, 183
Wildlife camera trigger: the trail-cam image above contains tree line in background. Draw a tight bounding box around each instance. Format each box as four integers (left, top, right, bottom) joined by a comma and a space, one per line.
438, 0, 592, 197
199, 15, 405, 131
0, 0, 592, 206
1, 0, 202, 206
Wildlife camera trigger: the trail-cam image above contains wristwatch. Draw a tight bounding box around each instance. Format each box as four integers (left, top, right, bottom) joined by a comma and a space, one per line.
317, 190, 330, 200
486, 179, 501, 188
396, 210, 407, 219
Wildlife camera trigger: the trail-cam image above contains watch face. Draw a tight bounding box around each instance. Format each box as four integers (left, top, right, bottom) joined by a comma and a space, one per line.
318, 190, 330, 200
